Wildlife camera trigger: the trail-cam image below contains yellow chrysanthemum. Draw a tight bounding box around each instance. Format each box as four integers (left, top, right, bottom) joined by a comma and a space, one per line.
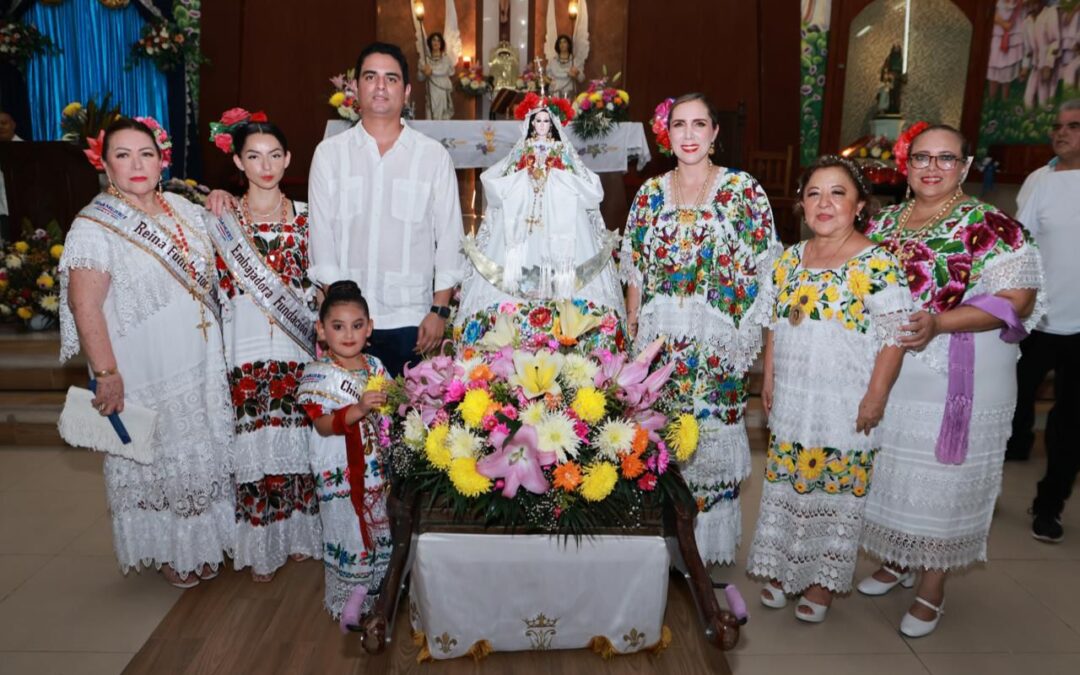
617, 89, 629, 103
793, 284, 819, 314
62, 101, 83, 117
666, 413, 699, 461
459, 388, 493, 429
797, 446, 827, 481
329, 92, 346, 107
571, 387, 606, 424
449, 457, 492, 497
50, 244, 64, 260
39, 295, 59, 313
363, 374, 392, 413
596, 419, 635, 459
0, 279, 7, 291
16, 307, 33, 320
13, 241, 29, 253
847, 268, 871, 298
424, 424, 451, 470
579, 461, 618, 502
35, 274, 54, 290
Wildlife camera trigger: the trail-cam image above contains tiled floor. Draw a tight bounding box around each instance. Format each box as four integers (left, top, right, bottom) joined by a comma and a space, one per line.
0, 446, 1076, 675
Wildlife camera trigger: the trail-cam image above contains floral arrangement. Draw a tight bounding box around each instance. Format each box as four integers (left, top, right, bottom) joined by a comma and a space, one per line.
515, 63, 551, 93
842, 135, 894, 161
513, 92, 575, 126
208, 107, 268, 154
59, 95, 122, 150
892, 120, 930, 176
388, 301, 699, 535
650, 97, 675, 157
570, 69, 629, 140
129, 18, 203, 73
457, 64, 489, 97
162, 177, 210, 206
0, 19, 58, 71
0, 221, 64, 327
328, 69, 362, 122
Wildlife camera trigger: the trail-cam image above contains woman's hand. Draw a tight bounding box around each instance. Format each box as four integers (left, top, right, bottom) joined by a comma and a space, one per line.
761, 376, 774, 417
855, 391, 887, 435
356, 391, 387, 417
206, 190, 237, 218
93, 373, 125, 416
900, 310, 939, 351
421, 62, 433, 77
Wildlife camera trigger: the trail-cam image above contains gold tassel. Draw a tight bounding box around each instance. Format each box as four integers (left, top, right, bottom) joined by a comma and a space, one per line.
412, 631, 433, 663
647, 625, 673, 655
466, 639, 493, 661
587, 635, 617, 660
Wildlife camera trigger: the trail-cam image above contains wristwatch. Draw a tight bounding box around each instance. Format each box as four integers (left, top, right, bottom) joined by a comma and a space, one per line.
430, 305, 451, 319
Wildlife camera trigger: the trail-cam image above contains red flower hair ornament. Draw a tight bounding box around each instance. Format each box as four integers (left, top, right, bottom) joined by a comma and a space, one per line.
650, 97, 675, 157
514, 92, 574, 126
892, 120, 930, 176
83, 115, 172, 171
209, 107, 269, 154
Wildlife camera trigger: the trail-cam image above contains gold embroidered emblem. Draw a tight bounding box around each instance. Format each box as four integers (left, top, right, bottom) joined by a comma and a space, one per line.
623, 627, 646, 649
523, 613, 559, 650
434, 632, 458, 654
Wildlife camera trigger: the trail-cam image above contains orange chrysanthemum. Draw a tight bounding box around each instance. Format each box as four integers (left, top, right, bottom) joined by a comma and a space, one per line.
631, 426, 649, 455
469, 364, 495, 382
553, 461, 582, 492
620, 451, 646, 480
462, 347, 476, 360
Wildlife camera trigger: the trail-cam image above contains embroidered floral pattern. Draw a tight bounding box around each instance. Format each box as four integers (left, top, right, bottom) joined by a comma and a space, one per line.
658, 336, 750, 424
765, 434, 876, 497
773, 244, 904, 333
235, 473, 319, 526
456, 299, 625, 354
217, 210, 313, 300
624, 171, 774, 324
505, 140, 577, 176
689, 478, 741, 513
229, 360, 309, 435
866, 200, 1032, 312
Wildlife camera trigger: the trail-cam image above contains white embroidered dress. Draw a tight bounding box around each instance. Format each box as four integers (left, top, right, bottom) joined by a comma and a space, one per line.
747, 244, 911, 594
59, 192, 235, 576
218, 201, 322, 575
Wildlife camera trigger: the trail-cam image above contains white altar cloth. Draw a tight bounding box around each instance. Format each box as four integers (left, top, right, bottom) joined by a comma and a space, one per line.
408, 533, 670, 660
324, 120, 651, 173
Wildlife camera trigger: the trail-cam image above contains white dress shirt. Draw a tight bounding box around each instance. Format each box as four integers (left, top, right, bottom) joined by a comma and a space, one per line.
1017, 164, 1080, 335
309, 121, 465, 329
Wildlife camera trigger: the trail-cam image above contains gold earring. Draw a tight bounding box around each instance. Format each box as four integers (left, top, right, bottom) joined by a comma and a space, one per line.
709, 142, 716, 156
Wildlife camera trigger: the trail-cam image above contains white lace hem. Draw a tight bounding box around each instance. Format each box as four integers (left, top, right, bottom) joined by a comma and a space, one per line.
111, 498, 235, 576
860, 522, 988, 571
694, 499, 741, 565
233, 511, 324, 575
746, 484, 868, 594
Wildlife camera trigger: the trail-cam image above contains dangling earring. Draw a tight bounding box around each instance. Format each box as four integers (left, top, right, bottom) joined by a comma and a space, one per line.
905, 184, 912, 201
157, 178, 164, 196
709, 142, 716, 156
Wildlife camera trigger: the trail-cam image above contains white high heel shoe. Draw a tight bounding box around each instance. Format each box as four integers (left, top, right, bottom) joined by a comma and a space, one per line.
795, 596, 829, 623
900, 596, 944, 638
856, 564, 916, 596
760, 582, 788, 609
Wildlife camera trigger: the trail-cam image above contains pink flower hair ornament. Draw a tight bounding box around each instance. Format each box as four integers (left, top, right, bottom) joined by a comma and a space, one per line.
208, 107, 269, 155
651, 97, 675, 157
892, 120, 930, 176
83, 116, 172, 171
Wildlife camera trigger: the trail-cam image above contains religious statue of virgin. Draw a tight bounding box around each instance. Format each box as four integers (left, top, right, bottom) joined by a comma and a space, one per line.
455, 92, 625, 351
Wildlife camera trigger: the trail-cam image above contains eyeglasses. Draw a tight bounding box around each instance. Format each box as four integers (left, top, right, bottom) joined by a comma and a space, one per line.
908, 153, 963, 170
1051, 122, 1080, 133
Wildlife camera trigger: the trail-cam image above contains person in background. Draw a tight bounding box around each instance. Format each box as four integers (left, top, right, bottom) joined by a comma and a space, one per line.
1007, 99, 1080, 544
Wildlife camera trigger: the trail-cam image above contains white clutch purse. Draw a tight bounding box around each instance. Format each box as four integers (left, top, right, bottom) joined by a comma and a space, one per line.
57, 386, 158, 464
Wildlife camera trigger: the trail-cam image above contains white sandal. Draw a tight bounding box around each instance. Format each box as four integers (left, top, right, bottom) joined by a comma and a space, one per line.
795, 596, 829, 623
856, 564, 916, 596
760, 582, 787, 609
900, 596, 944, 638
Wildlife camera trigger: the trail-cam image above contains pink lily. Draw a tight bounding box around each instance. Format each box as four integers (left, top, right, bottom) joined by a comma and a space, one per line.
399, 355, 462, 424
476, 425, 555, 498
619, 360, 676, 411
634, 409, 669, 444
488, 346, 517, 379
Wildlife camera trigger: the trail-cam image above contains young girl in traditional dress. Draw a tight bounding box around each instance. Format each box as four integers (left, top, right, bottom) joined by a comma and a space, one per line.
208, 110, 322, 582
297, 281, 393, 620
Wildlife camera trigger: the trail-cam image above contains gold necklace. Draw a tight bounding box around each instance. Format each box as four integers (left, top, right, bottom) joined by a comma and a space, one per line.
109, 187, 214, 341
672, 164, 715, 212
897, 188, 964, 234
242, 192, 288, 224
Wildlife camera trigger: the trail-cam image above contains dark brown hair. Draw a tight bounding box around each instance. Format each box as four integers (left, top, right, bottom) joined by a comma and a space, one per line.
101, 117, 159, 158
912, 123, 971, 158
793, 154, 879, 229
667, 92, 720, 128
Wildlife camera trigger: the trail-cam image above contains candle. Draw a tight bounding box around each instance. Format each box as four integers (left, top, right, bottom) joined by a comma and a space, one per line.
414, 1, 425, 20
569, 1, 579, 20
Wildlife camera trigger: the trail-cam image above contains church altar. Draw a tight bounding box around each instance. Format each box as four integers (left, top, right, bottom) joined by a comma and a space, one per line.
408, 533, 670, 660
324, 120, 651, 173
